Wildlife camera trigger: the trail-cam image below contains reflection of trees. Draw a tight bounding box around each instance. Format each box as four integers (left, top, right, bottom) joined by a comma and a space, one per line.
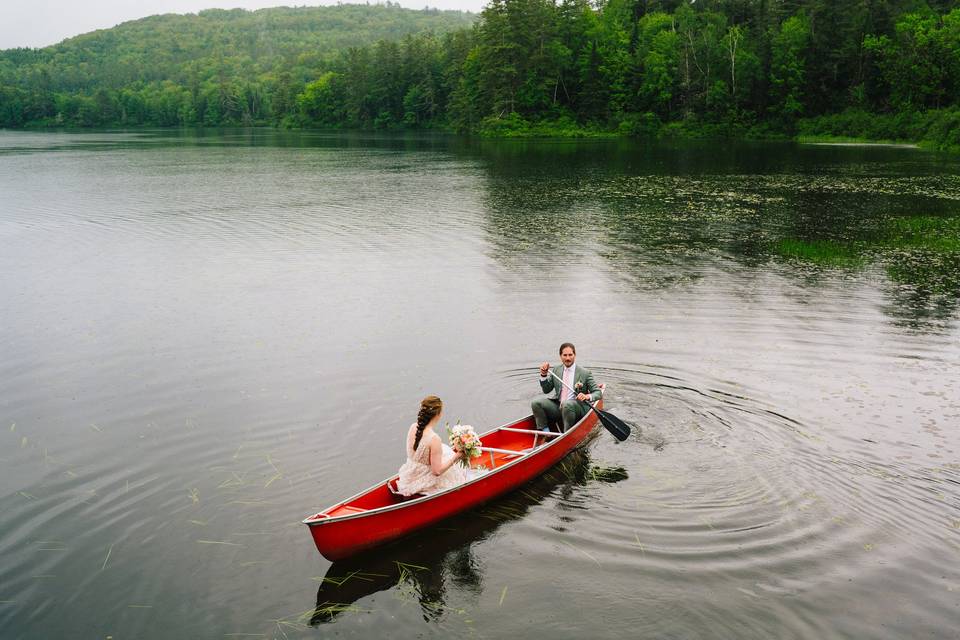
881, 251, 960, 330
142, 127, 466, 152
471, 141, 616, 276
471, 138, 960, 326
472, 140, 875, 289
473, 140, 753, 287
310, 447, 625, 625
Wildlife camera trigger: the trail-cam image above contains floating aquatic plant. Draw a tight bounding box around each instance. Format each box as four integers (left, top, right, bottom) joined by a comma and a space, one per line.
774, 239, 865, 267
588, 465, 629, 483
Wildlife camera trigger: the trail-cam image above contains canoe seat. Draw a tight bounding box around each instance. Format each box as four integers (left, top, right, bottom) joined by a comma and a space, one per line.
387, 478, 424, 501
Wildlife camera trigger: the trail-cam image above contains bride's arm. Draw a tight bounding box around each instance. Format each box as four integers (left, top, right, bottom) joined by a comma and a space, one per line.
429, 435, 463, 475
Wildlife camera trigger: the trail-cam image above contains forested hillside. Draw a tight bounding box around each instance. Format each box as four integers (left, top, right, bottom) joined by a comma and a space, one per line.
294, 0, 960, 147
0, 3, 474, 127
1, 0, 959, 148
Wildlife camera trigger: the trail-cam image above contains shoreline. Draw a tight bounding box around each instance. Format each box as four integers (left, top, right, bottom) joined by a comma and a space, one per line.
0, 123, 949, 152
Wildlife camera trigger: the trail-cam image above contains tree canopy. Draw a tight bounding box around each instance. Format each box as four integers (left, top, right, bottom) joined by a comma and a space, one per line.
0, 3, 474, 127
1, 0, 959, 146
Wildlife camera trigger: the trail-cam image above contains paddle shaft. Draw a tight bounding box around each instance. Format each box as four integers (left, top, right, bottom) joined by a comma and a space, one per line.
548, 369, 599, 408
548, 369, 630, 441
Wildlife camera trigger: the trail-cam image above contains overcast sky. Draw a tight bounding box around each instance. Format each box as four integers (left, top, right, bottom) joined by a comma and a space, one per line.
0, 0, 485, 49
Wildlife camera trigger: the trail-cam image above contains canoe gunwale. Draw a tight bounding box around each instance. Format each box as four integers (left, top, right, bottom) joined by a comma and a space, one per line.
302, 407, 597, 528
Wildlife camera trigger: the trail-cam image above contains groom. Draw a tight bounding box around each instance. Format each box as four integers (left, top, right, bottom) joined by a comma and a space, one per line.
531, 342, 603, 432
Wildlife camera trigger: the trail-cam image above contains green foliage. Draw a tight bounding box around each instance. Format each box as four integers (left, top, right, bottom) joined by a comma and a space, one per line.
769, 12, 811, 128
1, 0, 958, 143
476, 112, 615, 137
298, 72, 344, 126
864, 9, 960, 111
0, 4, 474, 128
634, 13, 680, 117
921, 107, 960, 152
885, 216, 960, 252
774, 216, 960, 278
797, 107, 960, 151
775, 239, 865, 267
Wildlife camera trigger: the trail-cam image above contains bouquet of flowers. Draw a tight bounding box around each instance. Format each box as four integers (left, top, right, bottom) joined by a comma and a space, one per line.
448, 424, 482, 468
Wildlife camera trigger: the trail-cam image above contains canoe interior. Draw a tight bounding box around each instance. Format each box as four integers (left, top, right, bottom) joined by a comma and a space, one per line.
309, 414, 554, 519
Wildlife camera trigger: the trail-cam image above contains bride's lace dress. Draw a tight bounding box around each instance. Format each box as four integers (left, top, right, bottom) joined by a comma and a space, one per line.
397, 432, 470, 496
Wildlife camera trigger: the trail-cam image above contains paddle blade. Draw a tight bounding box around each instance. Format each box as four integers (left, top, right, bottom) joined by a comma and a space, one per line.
595, 407, 631, 441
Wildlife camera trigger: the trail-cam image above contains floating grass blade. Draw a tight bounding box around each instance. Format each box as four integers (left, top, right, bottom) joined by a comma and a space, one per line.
196, 540, 244, 547
635, 533, 646, 556
498, 586, 508, 607
560, 539, 600, 566
313, 571, 387, 585
218, 472, 247, 489
312, 602, 367, 618
264, 473, 282, 488
101, 544, 114, 570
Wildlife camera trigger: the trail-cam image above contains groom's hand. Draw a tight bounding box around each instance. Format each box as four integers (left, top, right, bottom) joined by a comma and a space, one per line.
576, 393, 590, 402
539, 362, 550, 376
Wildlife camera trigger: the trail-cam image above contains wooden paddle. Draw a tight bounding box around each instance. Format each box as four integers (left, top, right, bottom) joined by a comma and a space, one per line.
549, 370, 631, 441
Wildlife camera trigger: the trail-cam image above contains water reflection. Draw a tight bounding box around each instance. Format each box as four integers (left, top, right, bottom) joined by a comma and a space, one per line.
470, 136, 960, 327
882, 251, 960, 329
311, 448, 626, 625
1, 129, 959, 639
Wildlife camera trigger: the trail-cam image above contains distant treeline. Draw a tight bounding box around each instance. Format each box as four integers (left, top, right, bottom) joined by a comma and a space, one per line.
0, 4, 473, 128
2, 1, 959, 148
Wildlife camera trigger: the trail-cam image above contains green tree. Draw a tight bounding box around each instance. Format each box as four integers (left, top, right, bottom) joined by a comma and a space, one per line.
298, 71, 345, 126
769, 12, 810, 126
634, 12, 680, 117
865, 9, 957, 111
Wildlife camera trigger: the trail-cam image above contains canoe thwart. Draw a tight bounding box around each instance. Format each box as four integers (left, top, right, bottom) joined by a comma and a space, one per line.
499, 427, 562, 437
479, 446, 526, 457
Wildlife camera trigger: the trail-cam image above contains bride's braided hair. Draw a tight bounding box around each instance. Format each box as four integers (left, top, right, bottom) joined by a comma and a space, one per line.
413, 395, 443, 451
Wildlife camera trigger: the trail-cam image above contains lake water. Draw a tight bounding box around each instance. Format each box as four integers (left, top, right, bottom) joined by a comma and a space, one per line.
1, 129, 958, 639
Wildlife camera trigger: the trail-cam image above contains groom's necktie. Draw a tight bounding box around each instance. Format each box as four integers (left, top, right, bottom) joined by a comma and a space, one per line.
560, 367, 573, 403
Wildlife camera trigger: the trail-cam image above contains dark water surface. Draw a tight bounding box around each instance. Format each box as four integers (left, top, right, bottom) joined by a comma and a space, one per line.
1, 129, 958, 639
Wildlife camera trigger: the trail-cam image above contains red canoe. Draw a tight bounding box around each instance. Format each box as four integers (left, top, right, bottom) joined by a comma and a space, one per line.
302, 402, 602, 560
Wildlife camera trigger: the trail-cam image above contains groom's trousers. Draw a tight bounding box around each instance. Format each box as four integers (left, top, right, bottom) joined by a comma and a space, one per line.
531, 396, 588, 432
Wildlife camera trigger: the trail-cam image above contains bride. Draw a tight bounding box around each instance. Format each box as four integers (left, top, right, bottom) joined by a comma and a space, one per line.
396, 395, 470, 496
